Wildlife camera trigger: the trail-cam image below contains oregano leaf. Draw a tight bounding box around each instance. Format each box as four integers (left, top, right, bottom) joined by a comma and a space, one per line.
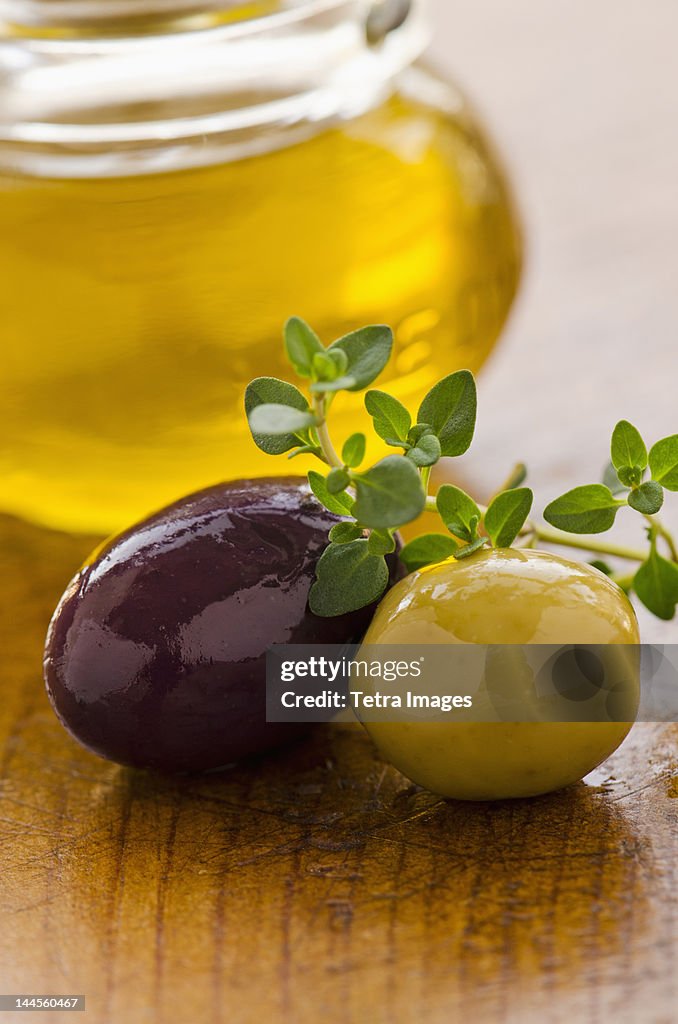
627, 480, 664, 515
309, 540, 389, 616
649, 434, 678, 491
328, 348, 349, 376
602, 460, 629, 495
501, 462, 528, 490
618, 465, 642, 488
367, 529, 396, 556
484, 487, 534, 547
287, 443, 322, 460
352, 455, 425, 529
455, 536, 491, 559
633, 548, 678, 620
313, 351, 340, 382
364, 390, 411, 444
407, 423, 434, 445
589, 559, 614, 577
406, 433, 441, 467
436, 484, 481, 543
543, 484, 624, 534
399, 533, 459, 572
326, 467, 351, 494
283, 317, 324, 378
611, 420, 647, 473
342, 432, 366, 468
248, 403, 316, 436
312, 325, 393, 393
307, 470, 353, 516
417, 370, 477, 457
245, 377, 313, 455
329, 522, 363, 544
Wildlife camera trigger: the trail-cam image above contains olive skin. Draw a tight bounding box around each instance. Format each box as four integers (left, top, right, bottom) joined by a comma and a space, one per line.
44, 478, 398, 773
358, 549, 640, 800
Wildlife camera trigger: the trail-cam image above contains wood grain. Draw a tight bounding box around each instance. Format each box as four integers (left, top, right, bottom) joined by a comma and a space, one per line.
1, 515, 677, 1024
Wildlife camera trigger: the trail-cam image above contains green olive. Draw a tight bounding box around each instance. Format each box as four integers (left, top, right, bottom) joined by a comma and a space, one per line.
358, 548, 640, 800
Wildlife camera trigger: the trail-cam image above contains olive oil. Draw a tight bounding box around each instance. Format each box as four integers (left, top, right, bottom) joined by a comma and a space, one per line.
0, 86, 520, 533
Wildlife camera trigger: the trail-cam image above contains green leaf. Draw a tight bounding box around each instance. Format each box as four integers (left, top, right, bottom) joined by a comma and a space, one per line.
407, 423, 434, 445
283, 317, 324, 378
312, 351, 340, 381
367, 529, 396, 556
313, 349, 350, 383
455, 536, 491, 559
436, 484, 481, 543
589, 560, 614, 577
245, 377, 312, 455
311, 325, 393, 393
484, 487, 534, 547
417, 370, 477, 457
501, 463, 528, 490
342, 432, 366, 468
399, 533, 459, 572
352, 455, 425, 529
611, 420, 648, 473
307, 470, 354, 516
617, 465, 642, 488
248, 403, 316, 436
406, 433, 441, 467
543, 484, 624, 534
328, 348, 349, 376
602, 460, 629, 495
329, 521, 363, 544
364, 390, 411, 444
633, 548, 678, 620
326, 467, 351, 494
287, 443, 322, 460
628, 480, 664, 515
309, 540, 389, 616
649, 434, 678, 490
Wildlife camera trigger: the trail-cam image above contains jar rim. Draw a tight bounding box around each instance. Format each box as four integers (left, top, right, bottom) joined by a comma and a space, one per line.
3, 0, 256, 18
0, 0, 429, 177
1, 1, 342, 34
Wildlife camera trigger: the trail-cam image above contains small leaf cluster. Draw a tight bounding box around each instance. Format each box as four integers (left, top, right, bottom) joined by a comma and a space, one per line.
245, 317, 395, 461
544, 421, 678, 618
245, 317, 678, 624
399, 484, 534, 573
246, 317, 490, 615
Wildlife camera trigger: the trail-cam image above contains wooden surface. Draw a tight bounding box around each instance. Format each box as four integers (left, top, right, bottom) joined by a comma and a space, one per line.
1, 518, 677, 1024
2, 2, 678, 1022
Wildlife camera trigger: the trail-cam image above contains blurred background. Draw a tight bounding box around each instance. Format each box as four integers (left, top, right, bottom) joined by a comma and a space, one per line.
428, 0, 678, 638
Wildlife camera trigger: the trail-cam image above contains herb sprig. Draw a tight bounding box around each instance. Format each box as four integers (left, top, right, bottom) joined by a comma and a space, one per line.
543, 423, 678, 619
246, 317, 678, 620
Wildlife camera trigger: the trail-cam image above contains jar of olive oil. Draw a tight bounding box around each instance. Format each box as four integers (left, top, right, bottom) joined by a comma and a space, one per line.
0, 0, 521, 533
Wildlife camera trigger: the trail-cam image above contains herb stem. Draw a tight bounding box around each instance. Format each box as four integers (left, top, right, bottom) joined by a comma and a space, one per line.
424, 493, 647, 561
313, 395, 343, 468
420, 466, 432, 494
530, 523, 646, 562
493, 462, 527, 498
644, 515, 678, 562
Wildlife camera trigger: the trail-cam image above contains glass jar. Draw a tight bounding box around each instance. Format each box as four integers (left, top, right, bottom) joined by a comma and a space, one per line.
0, 0, 521, 533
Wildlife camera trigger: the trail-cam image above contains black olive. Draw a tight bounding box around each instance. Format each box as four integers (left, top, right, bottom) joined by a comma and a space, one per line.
43, 478, 401, 772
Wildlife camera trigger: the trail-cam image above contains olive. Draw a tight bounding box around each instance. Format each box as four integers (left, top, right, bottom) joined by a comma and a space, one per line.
357, 548, 640, 800
44, 478, 399, 772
